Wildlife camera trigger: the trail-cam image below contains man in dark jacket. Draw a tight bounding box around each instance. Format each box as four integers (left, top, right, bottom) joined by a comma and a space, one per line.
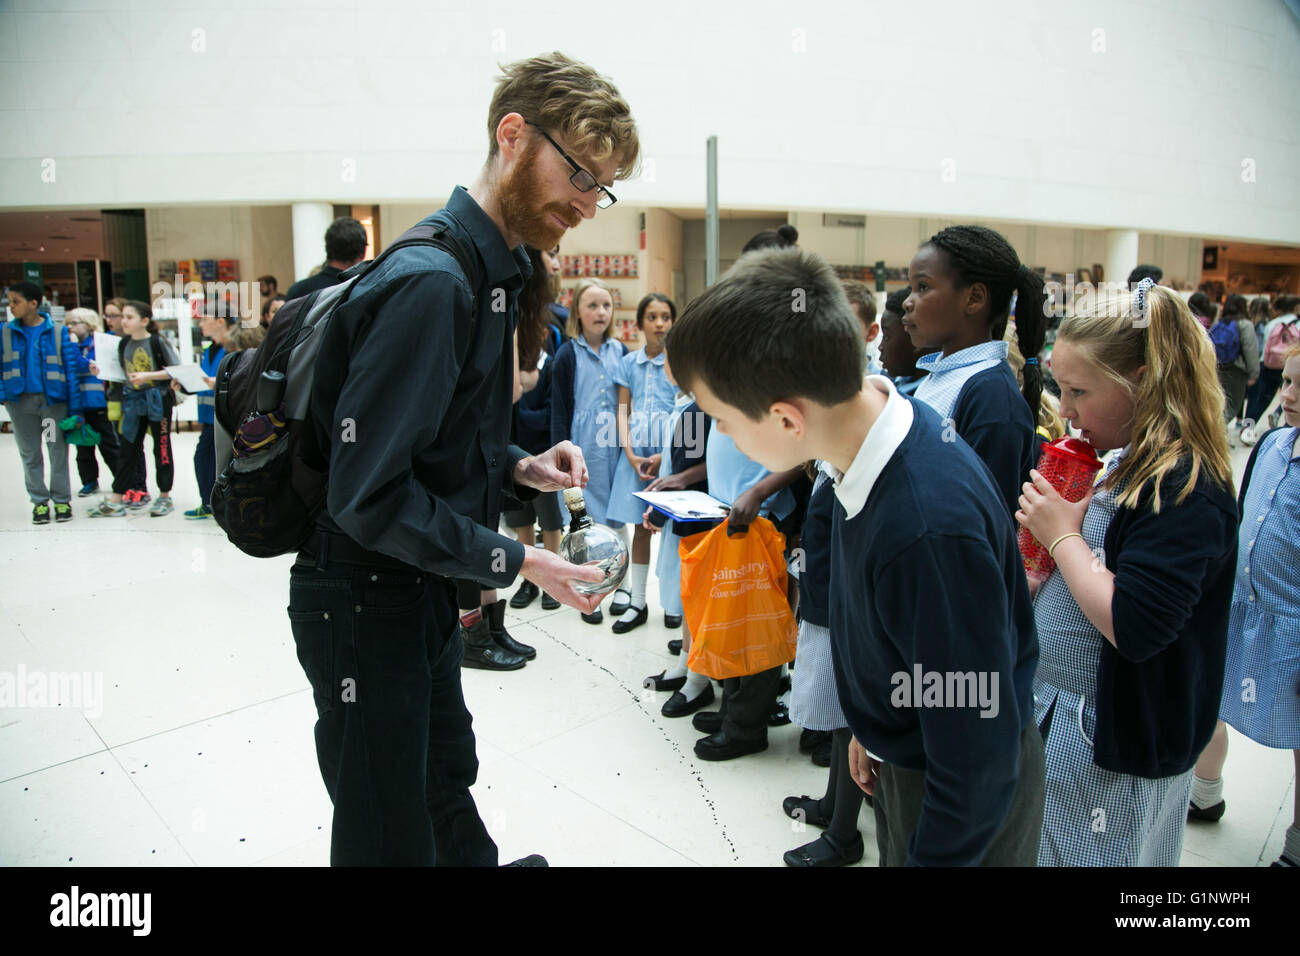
284, 217, 368, 300
288, 51, 640, 867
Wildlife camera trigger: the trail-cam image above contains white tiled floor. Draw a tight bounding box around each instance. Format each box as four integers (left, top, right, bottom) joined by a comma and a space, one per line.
0, 429, 1293, 866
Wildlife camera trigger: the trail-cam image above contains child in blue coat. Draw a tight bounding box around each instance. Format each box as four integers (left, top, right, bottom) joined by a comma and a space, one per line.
67, 307, 123, 497
1, 281, 83, 523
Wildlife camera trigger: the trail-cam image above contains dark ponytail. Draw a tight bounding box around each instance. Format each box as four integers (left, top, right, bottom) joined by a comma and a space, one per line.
742, 224, 799, 254
1013, 264, 1046, 425
924, 225, 1044, 424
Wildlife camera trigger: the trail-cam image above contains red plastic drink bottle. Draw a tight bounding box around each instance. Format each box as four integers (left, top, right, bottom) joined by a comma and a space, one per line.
1019, 437, 1104, 584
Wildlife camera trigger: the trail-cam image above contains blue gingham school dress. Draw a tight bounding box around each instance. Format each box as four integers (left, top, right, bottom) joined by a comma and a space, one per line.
790, 473, 848, 732
606, 349, 677, 526
1032, 451, 1195, 867
653, 393, 693, 618
1219, 427, 1300, 749
568, 336, 626, 527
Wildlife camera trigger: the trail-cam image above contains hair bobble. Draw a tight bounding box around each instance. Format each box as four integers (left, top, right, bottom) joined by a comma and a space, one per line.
1133, 276, 1156, 319
1024, 357, 1039, 366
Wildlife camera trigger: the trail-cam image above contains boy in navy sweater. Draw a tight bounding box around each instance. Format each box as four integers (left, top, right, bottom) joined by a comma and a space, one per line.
668, 246, 1044, 866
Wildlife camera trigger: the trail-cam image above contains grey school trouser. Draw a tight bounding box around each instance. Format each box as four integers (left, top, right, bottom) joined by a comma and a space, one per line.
5, 392, 71, 504
873, 725, 1046, 866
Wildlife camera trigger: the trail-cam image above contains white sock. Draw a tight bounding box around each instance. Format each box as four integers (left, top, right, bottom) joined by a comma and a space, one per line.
663, 657, 688, 681
628, 562, 648, 609
681, 669, 710, 701
1190, 773, 1223, 809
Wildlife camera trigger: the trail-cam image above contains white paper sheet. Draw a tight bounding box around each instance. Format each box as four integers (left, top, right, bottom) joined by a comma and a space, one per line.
91, 332, 125, 382
632, 489, 730, 521
165, 363, 211, 393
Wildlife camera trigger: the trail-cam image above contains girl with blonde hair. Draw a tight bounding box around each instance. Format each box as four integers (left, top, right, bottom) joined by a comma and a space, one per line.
549, 277, 628, 624
1017, 280, 1238, 866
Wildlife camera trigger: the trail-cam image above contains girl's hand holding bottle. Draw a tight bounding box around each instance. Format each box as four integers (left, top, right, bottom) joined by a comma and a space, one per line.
1015, 468, 1093, 552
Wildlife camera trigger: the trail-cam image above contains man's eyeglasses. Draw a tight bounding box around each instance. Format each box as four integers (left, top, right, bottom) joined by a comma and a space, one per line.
525, 121, 617, 209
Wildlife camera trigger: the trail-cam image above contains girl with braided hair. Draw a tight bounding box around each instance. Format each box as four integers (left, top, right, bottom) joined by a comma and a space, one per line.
902, 225, 1047, 516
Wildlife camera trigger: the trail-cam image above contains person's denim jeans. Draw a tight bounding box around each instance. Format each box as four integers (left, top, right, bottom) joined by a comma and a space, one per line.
288, 554, 497, 866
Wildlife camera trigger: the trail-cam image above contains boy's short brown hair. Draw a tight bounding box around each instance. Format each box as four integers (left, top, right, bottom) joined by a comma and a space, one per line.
668, 247, 866, 420
841, 279, 877, 328
488, 52, 640, 180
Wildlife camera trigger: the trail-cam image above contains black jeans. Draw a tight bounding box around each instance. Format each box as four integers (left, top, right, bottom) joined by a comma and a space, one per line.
288, 544, 497, 866
194, 422, 215, 506
75, 407, 123, 487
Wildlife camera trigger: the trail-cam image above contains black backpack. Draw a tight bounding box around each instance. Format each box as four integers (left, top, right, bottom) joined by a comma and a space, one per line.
211, 220, 479, 558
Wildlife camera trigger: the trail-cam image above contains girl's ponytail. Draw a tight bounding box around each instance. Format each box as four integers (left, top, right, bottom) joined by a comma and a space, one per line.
1013, 264, 1046, 426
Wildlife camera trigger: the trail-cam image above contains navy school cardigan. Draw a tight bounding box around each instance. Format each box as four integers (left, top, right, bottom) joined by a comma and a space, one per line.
1094, 461, 1238, 777
547, 337, 629, 447
951, 362, 1040, 518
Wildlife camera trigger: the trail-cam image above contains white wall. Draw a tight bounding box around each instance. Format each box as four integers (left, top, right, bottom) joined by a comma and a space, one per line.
3, 0, 1297, 247
145, 204, 293, 310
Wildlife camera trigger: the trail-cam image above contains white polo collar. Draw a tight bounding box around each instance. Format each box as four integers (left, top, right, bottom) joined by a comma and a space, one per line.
821, 375, 914, 520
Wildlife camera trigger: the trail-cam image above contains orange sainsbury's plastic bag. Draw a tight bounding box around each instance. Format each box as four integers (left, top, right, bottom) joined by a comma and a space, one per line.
680, 516, 797, 680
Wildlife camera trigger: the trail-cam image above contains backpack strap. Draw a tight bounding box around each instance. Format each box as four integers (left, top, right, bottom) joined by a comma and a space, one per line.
267, 220, 482, 370
371, 220, 482, 312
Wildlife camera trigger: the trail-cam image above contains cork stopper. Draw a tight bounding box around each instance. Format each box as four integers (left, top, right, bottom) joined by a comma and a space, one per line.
562, 487, 586, 511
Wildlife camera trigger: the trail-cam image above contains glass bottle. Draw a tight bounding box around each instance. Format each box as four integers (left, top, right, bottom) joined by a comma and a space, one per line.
558, 486, 629, 596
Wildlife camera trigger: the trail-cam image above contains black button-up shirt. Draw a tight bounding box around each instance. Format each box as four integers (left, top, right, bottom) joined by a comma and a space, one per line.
312, 186, 536, 587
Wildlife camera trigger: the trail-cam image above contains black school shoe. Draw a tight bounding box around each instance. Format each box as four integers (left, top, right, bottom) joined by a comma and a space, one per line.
811, 737, 833, 767
1187, 800, 1226, 823
667, 639, 682, 656
782, 795, 830, 828
541, 591, 561, 610
694, 731, 767, 761
609, 588, 632, 617
611, 604, 648, 635
509, 580, 539, 609
692, 710, 723, 734
800, 729, 832, 753
664, 613, 682, 629
783, 833, 864, 868
662, 683, 715, 718
581, 608, 603, 625
644, 671, 686, 692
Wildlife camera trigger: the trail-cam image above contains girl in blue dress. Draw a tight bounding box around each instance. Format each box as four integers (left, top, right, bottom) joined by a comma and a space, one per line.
550, 277, 628, 624
1191, 346, 1300, 868
605, 294, 677, 633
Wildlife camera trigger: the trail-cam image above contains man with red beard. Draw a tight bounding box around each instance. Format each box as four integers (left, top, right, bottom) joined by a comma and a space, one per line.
288, 52, 639, 866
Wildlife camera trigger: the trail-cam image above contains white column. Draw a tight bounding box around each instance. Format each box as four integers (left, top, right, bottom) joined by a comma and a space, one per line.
1105, 229, 1139, 288
291, 202, 334, 283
